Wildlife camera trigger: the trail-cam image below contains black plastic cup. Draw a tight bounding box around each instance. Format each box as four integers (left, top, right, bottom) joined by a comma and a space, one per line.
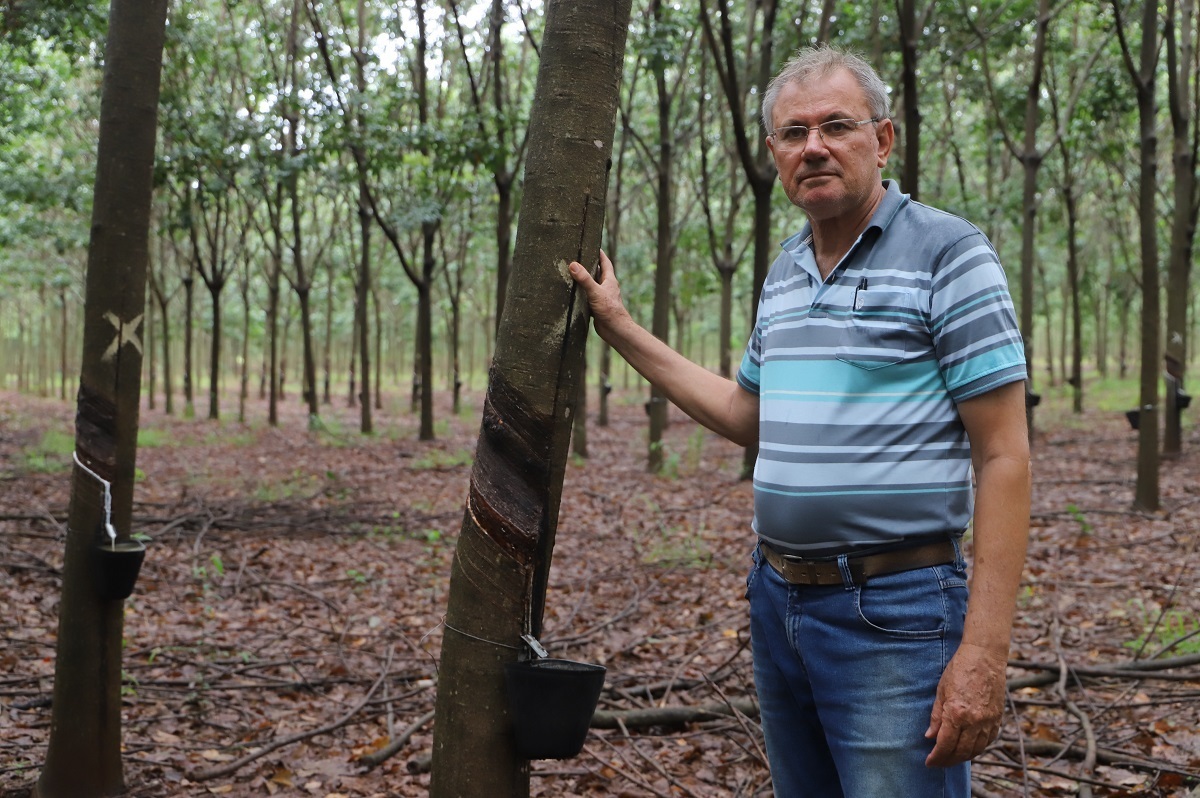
94, 539, 147, 600
504, 658, 606, 760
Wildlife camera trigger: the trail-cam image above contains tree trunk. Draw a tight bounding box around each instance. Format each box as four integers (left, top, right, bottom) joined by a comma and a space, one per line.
1164, 0, 1197, 456
700, 0, 777, 479
59, 287, 70, 402
36, 1, 168, 795
146, 293, 156, 409
1063, 179, 1084, 413
159, 297, 172, 416
897, 0, 921, 199
357, 188, 372, 433
648, 0, 674, 474
323, 257, 334, 405
1119, 0, 1163, 510
206, 280, 224, 420
418, 229, 436, 441
182, 272, 194, 416
572, 351, 588, 458
266, 275, 281, 425
239, 264, 250, 424
373, 281, 383, 411
429, 2, 632, 795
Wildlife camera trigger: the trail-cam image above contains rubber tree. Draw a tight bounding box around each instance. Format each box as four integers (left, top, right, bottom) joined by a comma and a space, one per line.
1114, 0, 1162, 511
1163, 0, 1198, 457
36, 0, 169, 795
429, 1, 633, 795
698, 0, 783, 478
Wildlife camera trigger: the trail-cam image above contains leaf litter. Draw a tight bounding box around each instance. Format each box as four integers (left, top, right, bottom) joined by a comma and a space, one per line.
1, 389, 1198, 797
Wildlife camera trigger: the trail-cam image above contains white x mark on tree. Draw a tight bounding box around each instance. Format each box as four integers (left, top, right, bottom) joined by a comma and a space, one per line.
102, 311, 144, 363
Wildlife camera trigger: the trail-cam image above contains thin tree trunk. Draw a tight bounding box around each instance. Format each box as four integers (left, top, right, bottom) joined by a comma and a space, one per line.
59, 288, 70, 402
207, 283, 223, 420
648, 0, 674, 473
356, 185, 372, 432
1164, 0, 1197, 456
897, 0, 921, 199
182, 272, 194, 416
1115, 0, 1163, 510
323, 258, 334, 405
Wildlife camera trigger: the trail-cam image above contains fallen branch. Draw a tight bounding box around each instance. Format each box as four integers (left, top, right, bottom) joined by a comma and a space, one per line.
591, 697, 758, 730
1007, 653, 1200, 690
188, 647, 393, 781
975, 756, 1139, 791
359, 709, 435, 769
991, 739, 1200, 778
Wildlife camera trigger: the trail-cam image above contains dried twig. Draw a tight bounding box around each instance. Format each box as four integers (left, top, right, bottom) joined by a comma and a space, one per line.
358, 708, 435, 769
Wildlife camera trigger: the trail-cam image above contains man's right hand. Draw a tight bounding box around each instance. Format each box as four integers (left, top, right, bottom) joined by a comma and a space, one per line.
568, 250, 629, 340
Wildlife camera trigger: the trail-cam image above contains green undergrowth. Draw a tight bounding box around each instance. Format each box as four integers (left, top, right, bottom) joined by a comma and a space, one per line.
18, 428, 74, 473
1124, 601, 1200, 658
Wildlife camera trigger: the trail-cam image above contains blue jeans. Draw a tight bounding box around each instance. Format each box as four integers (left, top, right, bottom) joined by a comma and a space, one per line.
746, 542, 971, 798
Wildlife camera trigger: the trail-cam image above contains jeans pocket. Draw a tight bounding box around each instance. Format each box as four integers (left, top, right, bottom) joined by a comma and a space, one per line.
854, 565, 955, 640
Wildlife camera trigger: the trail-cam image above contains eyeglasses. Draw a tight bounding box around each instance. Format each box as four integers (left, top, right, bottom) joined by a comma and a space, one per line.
770, 118, 880, 149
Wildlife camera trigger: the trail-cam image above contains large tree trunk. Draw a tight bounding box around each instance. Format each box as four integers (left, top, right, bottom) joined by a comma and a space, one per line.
36, 1, 168, 795
429, 2, 632, 795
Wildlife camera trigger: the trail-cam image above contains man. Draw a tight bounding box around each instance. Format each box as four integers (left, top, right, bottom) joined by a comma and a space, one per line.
570, 45, 1030, 797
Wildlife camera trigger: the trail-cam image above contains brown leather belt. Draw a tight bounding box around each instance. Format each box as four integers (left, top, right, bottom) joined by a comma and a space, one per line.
760, 539, 956, 586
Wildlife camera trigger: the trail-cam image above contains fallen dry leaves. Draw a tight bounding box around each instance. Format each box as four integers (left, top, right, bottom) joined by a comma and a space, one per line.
1, 387, 1199, 797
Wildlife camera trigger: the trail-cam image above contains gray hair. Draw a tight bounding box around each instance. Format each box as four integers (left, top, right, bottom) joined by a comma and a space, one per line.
761, 44, 892, 133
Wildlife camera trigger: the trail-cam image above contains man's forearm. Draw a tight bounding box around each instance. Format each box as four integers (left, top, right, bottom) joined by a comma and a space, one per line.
597, 312, 758, 447
961, 452, 1031, 655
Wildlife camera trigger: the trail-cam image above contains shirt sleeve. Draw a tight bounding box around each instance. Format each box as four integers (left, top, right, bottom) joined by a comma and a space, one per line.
736, 301, 764, 396
929, 231, 1028, 403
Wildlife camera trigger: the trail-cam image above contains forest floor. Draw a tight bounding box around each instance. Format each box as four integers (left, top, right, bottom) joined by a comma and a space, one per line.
2, 385, 1200, 798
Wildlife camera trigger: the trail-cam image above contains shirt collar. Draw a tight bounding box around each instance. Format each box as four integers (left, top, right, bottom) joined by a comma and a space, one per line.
780, 179, 910, 256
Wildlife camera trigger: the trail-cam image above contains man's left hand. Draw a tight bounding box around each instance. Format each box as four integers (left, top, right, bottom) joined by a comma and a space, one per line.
924, 642, 1007, 767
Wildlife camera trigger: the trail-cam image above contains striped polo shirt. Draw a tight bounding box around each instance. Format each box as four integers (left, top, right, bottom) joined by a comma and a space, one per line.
736, 180, 1027, 556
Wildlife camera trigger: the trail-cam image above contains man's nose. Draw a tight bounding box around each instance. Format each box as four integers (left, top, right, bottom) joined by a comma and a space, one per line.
800, 129, 831, 157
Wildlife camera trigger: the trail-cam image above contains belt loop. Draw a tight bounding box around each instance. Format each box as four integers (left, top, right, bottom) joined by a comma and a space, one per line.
952, 537, 966, 570
836, 554, 856, 589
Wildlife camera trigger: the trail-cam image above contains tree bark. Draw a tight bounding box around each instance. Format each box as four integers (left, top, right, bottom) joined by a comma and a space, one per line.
699, 0, 779, 479
1164, 0, 1197, 456
1114, 0, 1162, 510
897, 0, 921, 199
36, 1, 168, 795
429, 2, 632, 795
647, 0, 675, 474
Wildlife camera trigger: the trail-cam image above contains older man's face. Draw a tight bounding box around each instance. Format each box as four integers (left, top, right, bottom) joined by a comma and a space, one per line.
766, 68, 893, 224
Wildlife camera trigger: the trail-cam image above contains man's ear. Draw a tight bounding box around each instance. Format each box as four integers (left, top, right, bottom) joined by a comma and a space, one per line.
875, 117, 895, 167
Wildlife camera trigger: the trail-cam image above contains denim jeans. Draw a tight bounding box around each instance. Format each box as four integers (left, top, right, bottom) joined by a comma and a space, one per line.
746, 542, 970, 798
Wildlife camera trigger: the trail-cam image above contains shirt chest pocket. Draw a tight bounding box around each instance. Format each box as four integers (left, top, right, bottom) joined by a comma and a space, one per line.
835, 288, 924, 370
